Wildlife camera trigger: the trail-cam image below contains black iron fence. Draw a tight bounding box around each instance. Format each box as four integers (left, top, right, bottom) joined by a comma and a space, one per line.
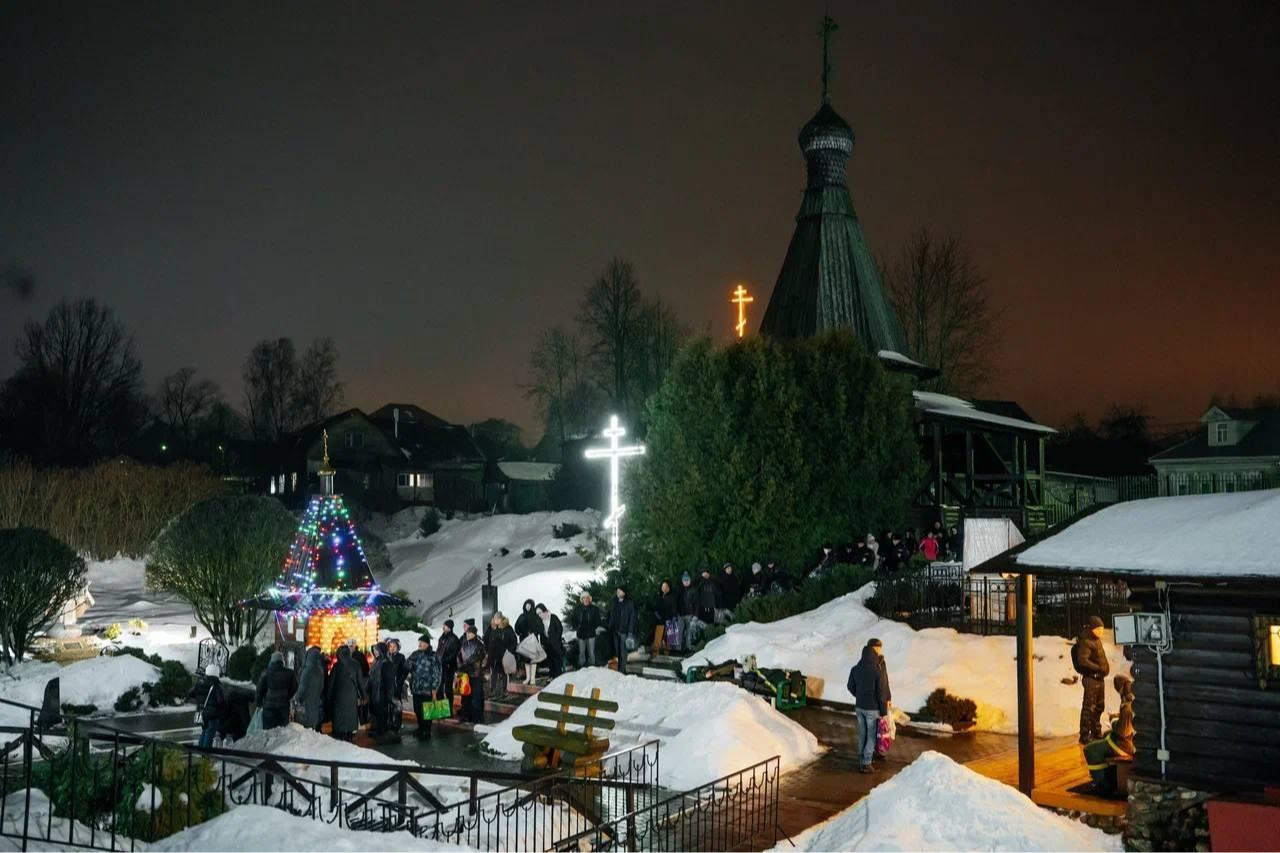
866, 563, 1130, 638
3, 697, 771, 853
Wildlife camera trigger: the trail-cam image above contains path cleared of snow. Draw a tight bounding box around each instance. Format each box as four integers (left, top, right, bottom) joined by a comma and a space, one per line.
385, 511, 602, 626
693, 585, 1130, 737
0, 655, 159, 726
481, 668, 823, 790
149, 805, 473, 852
780, 751, 1121, 852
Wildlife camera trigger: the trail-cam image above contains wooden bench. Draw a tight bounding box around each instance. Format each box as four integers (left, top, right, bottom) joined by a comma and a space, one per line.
511, 684, 617, 774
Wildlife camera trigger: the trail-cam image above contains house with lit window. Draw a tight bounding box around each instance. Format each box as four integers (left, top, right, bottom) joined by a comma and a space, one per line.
1149, 404, 1280, 495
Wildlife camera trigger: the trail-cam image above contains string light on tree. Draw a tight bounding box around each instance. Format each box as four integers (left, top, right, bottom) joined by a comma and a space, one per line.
584, 414, 646, 563
732, 284, 754, 338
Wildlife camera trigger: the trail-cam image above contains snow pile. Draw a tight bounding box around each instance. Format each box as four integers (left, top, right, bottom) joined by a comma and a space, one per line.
149, 805, 473, 852
782, 751, 1121, 852
693, 586, 1129, 736
385, 510, 602, 626
481, 668, 823, 790
1017, 488, 1280, 577
1, 789, 132, 852
0, 654, 159, 726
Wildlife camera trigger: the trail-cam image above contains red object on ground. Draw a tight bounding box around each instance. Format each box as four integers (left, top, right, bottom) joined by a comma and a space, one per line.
1207, 792, 1280, 852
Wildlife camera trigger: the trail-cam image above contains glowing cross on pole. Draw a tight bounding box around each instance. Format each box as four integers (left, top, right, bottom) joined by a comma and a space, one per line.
732, 284, 754, 338
584, 414, 646, 563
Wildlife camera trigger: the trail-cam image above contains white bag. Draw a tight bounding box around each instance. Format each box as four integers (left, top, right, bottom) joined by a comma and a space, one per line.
246, 708, 263, 735
502, 650, 518, 675
516, 633, 547, 664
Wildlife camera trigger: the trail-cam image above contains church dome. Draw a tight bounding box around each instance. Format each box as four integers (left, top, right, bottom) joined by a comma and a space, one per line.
799, 103, 855, 188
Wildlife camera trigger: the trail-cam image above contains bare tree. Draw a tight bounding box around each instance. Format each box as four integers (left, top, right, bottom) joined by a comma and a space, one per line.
242, 338, 298, 441
524, 327, 596, 444
157, 367, 221, 451
631, 298, 685, 411
883, 228, 1002, 395
292, 337, 345, 425
1, 298, 145, 463
579, 258, 645, 419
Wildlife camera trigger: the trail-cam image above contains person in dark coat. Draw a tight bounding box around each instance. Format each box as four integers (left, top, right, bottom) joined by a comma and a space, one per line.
387, 638, 408, 732
1074, 616, 1111, 743
535, 604, 565, 677
847, 639, 891, 772
745, 563, 767, 599
571, 592, 602, 667
694, 570, 721, 624
1084, 674, 1136, 795
677, 573, 698, 650
608, 586, 637, 673
456, 623, 487, 724
329, 645, 363, 741
653, 580, 678, 654
514, 599, 541, 641
719, 563, 742, 612
485, 612, 518, 696
437, 620, 460, 713
291, 646, 326, 732
407, 634, 442, 739
368, 642, 399, 740
188, 664, 228, 748
765, 559, 791, 593
256, 651, 297, 731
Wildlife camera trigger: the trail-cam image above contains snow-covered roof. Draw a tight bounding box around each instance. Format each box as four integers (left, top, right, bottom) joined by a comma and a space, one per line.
497, 461, 560, 482
913, 390, 1057, 435
1014, 488, 1280, 579
963, 517, 1025, 572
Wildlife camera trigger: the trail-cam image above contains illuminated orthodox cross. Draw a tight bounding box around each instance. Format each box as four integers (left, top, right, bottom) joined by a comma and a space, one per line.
732, 284, 754, 338
584, 415, 646, 563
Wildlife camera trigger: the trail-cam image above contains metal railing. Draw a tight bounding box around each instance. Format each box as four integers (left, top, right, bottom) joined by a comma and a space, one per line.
867, 563, 1130, 638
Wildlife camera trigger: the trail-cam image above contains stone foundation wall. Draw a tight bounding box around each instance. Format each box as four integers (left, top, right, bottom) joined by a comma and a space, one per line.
1125, 778, 1211, 852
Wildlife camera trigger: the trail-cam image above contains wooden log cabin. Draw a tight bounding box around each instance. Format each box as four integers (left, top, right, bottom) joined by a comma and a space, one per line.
979, 488, 1280, 848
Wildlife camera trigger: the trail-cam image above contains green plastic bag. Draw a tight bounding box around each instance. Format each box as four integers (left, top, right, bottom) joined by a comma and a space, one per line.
422, 697, 451, 720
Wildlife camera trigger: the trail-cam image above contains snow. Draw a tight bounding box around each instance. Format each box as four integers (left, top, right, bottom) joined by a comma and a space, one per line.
385, 511, 602, 626
0, 654, 160, 726
963, 517, 1025, 571
77, 556, 208, 669
148, 805, 473, 852
135, 783, 162, 813
782, 751, 1120, 852
481, 668, 823, 790
877, 349, 932, 371
692, 585, 1129, 737
913, 391, 1056, 434
495, 462, 560, 482
1, 789, 132, 852
1016, 488, 1280, 578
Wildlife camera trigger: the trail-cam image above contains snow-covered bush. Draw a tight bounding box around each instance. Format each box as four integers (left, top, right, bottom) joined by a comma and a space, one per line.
226, 644, 257, 681
0, 526, 87, 666
552, 521, 582, 540
147, 661, 194, 707
419, 507, 441, 538
115, 687, 143, 713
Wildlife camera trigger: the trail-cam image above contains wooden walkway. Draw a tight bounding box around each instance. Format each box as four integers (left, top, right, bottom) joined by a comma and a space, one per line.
963, 736, 1128, 817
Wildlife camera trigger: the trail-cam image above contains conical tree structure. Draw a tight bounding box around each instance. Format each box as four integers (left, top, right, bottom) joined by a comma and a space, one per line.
277, 493, 376, 595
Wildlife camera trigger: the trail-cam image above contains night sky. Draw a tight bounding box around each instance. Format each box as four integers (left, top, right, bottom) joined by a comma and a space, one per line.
2, 2, 1277, 438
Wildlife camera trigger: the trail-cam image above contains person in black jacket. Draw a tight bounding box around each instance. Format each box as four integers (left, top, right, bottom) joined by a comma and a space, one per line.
436, 620, 461, 714
485, 612, 518, 696
719, 563, 742, 613
514, 599, 541, 641
846, 639, 891, 772
1074, 616, 1111, 743
677, 573, 698, 650
368, 642, 399, 741
386, 638, 408, 733
745, 563, 767, 599
694, 570, 721, 624
456, 623, 487, 724
608, 587, 637, 673
653, 580, 678, 655
189, 664, 228, 748
571, 593, 602, 666
536, 604, 565, 677
256, 651, 298, 731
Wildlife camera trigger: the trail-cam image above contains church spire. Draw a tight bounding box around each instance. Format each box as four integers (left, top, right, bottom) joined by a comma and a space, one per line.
819, 14, 839, 105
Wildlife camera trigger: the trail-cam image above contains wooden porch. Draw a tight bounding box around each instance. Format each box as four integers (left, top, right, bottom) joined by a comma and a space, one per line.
965, 735, 1128, 817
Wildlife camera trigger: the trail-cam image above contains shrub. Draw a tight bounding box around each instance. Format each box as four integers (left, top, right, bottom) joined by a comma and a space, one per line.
146, 495, 297, 644
541, 550, 567, 559
249, 645, 274, 683
116, 646, 163, 667
226, 644, 257, 681
922, 687, 978, 727
419, 508, 441, 538
148, 661, 194, 707
115, 687, 143, 713
61, 703, 97, 716
380, 590, 423, 632
521, 548, 536, 559
128, 617, 149, 633
718, 564, 873, 628
360, 527, 393, 578
552, 522, 583, 540
103, 623, 123, 641
0, 527, 87, 666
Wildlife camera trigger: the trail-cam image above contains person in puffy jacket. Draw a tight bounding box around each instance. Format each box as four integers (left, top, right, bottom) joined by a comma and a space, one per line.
919, 532, 940, 562
571, 593, 602, 667
608, 587, 637, 672
653, 580, 678, 654
514, 599, 542, 641
1074, 616, 1111, 743
457, 623, 487, 724
436, 620, 461, 712
694, 570, 721, 624
189, 664, 228, 748
847, 639, 891, 773
256, 651, 297, 731
291, 646, 326, 731
719, 564, 742, 611
368, 642, 399, 740
328, 645, 363, 741
485, 612, 518, 697
407, 634, 442, 739
536, 604, 565, 677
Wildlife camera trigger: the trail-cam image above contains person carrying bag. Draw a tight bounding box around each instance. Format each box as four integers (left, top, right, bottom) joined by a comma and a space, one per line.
407, 633, 443, 740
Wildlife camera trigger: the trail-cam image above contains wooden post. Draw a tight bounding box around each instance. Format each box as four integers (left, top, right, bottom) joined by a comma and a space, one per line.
964, 429, 975, 505
933, 422, 945, 508
1015, 573, 1035, 796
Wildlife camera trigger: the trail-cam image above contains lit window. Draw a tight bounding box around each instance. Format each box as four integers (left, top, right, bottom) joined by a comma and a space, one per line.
1271, 625, 1280, 667
1255, 617, 1280, 688
1213, 422, 1228, 444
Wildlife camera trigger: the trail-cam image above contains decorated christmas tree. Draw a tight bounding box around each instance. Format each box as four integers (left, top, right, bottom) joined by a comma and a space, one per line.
243, 430, 411, 655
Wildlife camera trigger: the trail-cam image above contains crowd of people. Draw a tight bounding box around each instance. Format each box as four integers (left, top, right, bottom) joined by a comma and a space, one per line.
807, 520, 965, 578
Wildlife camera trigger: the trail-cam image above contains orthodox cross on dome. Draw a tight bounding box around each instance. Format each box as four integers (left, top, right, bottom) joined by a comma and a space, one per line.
732, 284, 754, 338
319, 429, 336, 495
819, 14, 839, 105
584, 415, 645, 564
